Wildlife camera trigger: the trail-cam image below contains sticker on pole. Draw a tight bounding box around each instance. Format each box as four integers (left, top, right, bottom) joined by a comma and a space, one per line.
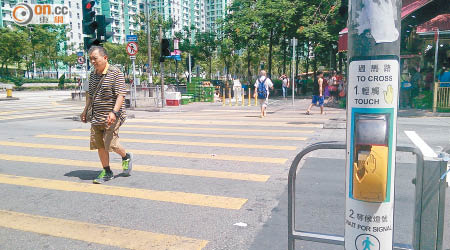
348, 58, 399, 108
345, 57, 399, 250
126, 42, 138, 56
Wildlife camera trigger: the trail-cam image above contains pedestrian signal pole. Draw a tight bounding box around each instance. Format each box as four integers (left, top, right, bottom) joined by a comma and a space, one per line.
291, 38, 297, 106
345, 0, 401, 249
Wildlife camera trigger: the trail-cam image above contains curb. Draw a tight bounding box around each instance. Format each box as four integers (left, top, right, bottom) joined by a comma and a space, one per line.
0, 97, 19, 101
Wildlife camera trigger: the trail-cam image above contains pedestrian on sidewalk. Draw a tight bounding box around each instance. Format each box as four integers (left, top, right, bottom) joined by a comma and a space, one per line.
279, 74, 289, 99
305, 71, 325, 115
254, 70, 274, 118
80, 46, 133, 184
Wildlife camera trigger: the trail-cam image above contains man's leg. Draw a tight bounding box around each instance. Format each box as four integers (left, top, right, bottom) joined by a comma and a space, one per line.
91, 126, 114, 184
319, 96, 325, 114
107, 120, 134, 176
307, 95, 317, 114
98, 148, 110, 167
113, 146, 126, 158
306, 103, 314, 114
113, 145, 133, 176
93, 147, 114, 184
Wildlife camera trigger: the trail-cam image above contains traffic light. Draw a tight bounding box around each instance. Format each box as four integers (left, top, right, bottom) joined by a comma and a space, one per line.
96, 15, 113, 43
82, 0, 96, 35
161, 39, 171, 56
82, 0, 99, 50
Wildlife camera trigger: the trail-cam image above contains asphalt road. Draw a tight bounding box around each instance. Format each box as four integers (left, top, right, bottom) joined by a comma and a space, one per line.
0, 90, 448, 250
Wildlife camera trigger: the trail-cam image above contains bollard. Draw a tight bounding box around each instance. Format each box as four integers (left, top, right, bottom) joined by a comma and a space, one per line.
229, 88, 232, 107
222, 88, 226, 106
255, 92, 258, 106
248, 89, 251, 107
242, 89, 245, 106
6, 88, 12, 98
433, 82, 438, 113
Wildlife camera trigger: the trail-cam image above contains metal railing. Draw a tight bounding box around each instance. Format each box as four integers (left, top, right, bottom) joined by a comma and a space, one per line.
287, 141, 447, 250
433, 82, 450, 112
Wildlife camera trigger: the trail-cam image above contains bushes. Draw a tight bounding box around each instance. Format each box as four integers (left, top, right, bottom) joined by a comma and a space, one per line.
413, 90, 432, 109
10, 77, 24, 87
58, 75, 65, 89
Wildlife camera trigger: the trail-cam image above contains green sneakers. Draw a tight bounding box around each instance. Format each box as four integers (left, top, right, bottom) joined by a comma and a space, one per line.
92, 153, 132, 184
93, 169, 114, 184
122, 153, 133, 176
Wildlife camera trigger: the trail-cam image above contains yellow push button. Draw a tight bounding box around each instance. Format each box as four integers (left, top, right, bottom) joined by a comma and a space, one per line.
353, 145, 389, 202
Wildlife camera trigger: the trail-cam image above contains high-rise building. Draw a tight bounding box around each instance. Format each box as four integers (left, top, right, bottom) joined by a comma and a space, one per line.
97, 0, 140, 44
140, 0, 205, 38
205, 0, 230, 33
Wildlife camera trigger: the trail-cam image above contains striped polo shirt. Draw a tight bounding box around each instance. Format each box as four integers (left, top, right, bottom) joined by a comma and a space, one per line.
88, 64, 127, 125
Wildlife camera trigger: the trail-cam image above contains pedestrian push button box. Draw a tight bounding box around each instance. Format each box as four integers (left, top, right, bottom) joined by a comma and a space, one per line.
352, 114, 390, 202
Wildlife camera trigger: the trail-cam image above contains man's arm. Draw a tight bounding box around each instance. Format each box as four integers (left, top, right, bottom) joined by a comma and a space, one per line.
107, 95, 124, 126
80, 93, 92, 123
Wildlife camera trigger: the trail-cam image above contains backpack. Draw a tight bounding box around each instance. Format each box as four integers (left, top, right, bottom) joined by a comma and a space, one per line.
257, 78, 268, 99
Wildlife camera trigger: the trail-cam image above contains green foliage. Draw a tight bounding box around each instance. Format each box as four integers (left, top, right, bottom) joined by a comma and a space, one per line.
10, 77, 24, 87
58, 75, 65, 89
272, 79, 282, 89
413, 90, 432, 109
0, 24, 70, 78
339, 98, 346, 109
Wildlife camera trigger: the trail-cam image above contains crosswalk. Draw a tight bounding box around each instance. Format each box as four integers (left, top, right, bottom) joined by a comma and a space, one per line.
0, 96, 338, 250
0, 91, 83, 122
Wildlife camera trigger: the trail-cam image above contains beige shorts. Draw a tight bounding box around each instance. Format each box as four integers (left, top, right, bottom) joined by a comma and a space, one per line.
90, 120, 122, 151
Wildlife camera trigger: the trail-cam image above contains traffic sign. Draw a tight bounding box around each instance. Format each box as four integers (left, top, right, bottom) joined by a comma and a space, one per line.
126, 42, 138, 56
77, 51, 84, 57
126, 35, 138, 42
77, 56, 85, 65
129, 56, 136, 60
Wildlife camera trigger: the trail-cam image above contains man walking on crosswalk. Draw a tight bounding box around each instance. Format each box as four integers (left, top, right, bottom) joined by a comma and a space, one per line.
254, 70, 274, 118
80, 46, 133, 184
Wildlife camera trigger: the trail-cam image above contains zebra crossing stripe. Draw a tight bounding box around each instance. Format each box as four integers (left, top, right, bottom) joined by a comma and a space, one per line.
123, 124, 315, 134
127, 118, 323, 128
0, 141, 288, 164
0, 174, 247, 209
0, 210, 208, 250
36, 134, 298, 151
0, 153, 270, 182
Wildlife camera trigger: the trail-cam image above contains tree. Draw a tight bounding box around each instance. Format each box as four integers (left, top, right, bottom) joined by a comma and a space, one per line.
224, 0, 264, 84
194, 32, 217, 79
0, 27, 29, 76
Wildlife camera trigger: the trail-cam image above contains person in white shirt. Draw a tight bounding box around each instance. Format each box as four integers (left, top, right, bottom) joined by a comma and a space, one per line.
233, 77, 242, 102
279, 74, 289, 99
254, 70, 274, 118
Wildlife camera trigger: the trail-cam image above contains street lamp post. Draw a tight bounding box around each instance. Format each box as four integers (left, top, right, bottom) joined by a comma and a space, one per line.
291, 38, 297, 106
159, 24, 165, 108
145, 0, 153, 85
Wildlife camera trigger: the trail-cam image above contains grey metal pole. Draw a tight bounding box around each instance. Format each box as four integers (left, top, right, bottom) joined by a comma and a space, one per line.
145, 0, 153, 85
432, 29, 439, 113
132, 58, 137, 108
291, 38, 296, 106
345, 0, 401, 249
188, 53, 192, 84
159, 25, 165, 108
